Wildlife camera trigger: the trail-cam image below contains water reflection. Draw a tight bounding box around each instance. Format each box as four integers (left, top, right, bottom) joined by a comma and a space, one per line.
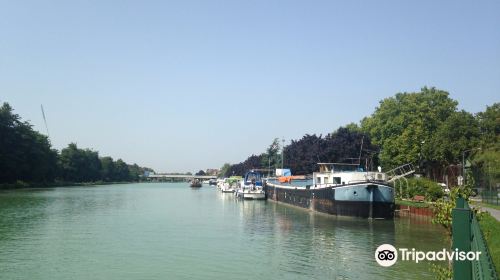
0, 184, 448, 280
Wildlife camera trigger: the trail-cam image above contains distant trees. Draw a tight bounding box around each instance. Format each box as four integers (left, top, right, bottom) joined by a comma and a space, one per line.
221, 87, 498, 186
0, 102, 153, 186
58, 144, 148, 182
222, 127, 377, 176
0, 102, 58, 183
284, 127, 378, 174
195, 170, 206, 176
224, 155, 264, 177
59, 143, 101, 182
261, 138, 281, 170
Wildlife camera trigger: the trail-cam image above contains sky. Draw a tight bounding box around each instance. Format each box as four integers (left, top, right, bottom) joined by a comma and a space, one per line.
1, 0, 499, 173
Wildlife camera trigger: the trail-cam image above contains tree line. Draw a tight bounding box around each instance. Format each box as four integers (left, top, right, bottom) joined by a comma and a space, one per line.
219, 87, 499, 186
0, 102, 154, 186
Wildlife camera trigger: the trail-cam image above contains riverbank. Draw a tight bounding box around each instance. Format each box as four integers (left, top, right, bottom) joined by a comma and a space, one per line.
0, 180, 139, 190
395, 199, 435, 219
478, 212, 500, 276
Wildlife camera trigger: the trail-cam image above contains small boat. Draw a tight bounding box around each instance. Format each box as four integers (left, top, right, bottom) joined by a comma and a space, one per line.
235, 171, 266, 200
190, 179, 202, 188
209, 179, 217, 186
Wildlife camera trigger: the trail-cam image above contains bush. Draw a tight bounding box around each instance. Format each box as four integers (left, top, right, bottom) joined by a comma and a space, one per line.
398, 177, 444, 201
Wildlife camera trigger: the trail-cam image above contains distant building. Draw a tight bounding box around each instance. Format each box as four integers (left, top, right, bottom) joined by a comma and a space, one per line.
205, 169, 220, 176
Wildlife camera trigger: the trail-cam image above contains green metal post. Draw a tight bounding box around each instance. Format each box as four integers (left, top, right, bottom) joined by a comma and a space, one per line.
453, 197, 472, 280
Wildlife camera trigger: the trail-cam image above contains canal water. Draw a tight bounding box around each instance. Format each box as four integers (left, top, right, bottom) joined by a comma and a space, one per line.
0, 183, 448, 279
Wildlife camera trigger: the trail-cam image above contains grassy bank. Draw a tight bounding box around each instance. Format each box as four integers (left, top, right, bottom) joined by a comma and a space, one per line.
0, 180, 137, 190
479, 212, 500, 276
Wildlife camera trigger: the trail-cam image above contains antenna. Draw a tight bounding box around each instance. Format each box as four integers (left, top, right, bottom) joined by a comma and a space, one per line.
40, 104, 50, 139
358, 136, 364, 166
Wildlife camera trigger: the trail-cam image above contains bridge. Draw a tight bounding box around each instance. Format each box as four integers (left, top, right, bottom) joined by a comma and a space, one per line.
146, 174, 217, 181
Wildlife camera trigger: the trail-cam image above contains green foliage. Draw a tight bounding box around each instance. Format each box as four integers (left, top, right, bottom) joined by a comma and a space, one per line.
430, 263, 452, 280
284, 127, 378, 175
476, 103, 500, 147
478, 211, 500, 276
432, 186, 473, 235
0, 102, 58, 183
397, 177, 444, 201
260, 138, 281, 170
219, 163, 231, 178
59, 143, 101, 182
195, 170, 206, 176
428, 110, 480, 165
361, 87, 458, 170
100, 156, 115, 181
360, 87, 489, 183
473, 143, 500, 189
0, 101, 152, 186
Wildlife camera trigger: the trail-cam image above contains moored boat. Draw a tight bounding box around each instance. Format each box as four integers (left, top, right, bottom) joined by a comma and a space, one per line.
220, 177, 240, 193
235, 171, 266, 200
190, 179, 202, 188
265, 163, 395, 219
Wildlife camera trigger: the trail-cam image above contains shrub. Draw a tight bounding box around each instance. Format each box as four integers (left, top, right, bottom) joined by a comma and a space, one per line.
400, 177, 444, 201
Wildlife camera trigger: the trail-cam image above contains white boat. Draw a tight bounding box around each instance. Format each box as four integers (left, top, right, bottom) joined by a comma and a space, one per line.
235, 171, 266, 200
220, 177, 241, 193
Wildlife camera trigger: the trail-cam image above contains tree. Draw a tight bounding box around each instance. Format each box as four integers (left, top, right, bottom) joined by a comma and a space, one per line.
113, 159, 129, 181
427, 110, 481, 166
128, 163, 142, 181
195, 170, 206, 176
0, 102, 58, 183
283, 128, 378, 174
100, 157, 115, 181
361, 87, 458, 173
219, 163, 231, 178
284, 134, 323, 174
59, 143, 101, 182
226, 154, 264, 176
477, 103, 499, 147
260, 138, 281, 170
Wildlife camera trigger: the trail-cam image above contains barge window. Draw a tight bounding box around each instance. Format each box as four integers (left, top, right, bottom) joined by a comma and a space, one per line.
333, 177, 341, 184
317, 177, 321, 184
324, 177, 329, 184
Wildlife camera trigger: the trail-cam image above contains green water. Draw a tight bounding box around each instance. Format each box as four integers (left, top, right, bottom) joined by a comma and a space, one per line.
0, 183, 448, 279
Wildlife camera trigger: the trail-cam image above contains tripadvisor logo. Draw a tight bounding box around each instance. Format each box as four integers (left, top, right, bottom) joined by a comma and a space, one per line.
375, 244, 482, 267
375, 244, 397, 267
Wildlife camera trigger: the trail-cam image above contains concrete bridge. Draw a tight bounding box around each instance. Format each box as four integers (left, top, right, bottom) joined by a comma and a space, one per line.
146, 174, 217, 181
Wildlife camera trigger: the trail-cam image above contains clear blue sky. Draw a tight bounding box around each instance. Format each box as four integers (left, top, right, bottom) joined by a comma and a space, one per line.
1, 0, 499, 173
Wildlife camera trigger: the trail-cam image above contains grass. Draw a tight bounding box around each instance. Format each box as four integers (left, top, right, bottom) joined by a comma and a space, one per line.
478, 212, 500, 276
471, 201, 500, 211
396, 198, 432, 208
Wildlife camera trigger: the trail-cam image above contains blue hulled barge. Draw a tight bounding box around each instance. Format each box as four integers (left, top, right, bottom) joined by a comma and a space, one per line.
265, 163, 395, 219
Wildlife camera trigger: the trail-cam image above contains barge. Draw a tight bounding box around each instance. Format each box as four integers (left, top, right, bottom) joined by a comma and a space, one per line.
265, 163, 395, 219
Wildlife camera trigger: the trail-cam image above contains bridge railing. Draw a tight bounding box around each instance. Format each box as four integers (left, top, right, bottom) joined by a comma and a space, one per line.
453, 197, 498, 280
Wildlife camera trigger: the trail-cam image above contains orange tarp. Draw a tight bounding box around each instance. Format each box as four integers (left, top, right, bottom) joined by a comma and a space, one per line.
278, 175, 306, 183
